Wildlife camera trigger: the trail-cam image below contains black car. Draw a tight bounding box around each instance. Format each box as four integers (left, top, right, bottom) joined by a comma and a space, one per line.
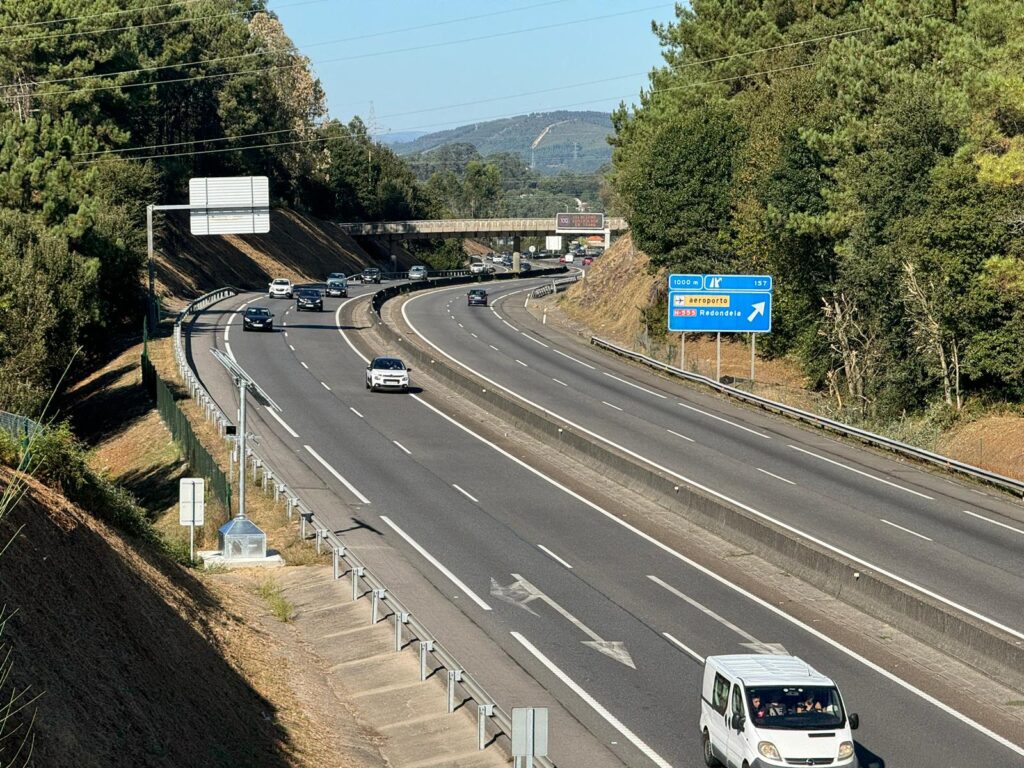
242, 306, 273, 331
467, 288, 488, 307
361, 267, 382, 284
295, 288, 323, 312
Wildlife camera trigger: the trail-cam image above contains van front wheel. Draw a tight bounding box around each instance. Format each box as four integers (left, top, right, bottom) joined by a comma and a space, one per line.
702, 730, 720, 767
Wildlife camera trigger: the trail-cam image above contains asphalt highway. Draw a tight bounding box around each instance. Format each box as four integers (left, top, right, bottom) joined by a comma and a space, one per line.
187, 280, 1024, 768
401, 279, 1024, 641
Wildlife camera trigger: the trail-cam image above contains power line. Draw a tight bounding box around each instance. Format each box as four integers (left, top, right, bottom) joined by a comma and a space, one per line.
0, 0, 329, 45
76, 62, 816, 165
76, 23, 863, 159
0, 0, 203, 32
29, 4, 672, 99
1, 0, 575, 91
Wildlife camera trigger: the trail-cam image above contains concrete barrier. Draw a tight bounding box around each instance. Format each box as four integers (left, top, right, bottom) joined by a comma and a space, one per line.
369, 299, 1024, 694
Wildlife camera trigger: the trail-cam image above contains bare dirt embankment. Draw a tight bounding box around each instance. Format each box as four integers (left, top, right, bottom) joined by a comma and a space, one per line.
554, 233, 1024, 481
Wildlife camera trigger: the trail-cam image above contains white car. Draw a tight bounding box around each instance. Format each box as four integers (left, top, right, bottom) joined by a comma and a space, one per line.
268, 278, 293, 299
470, 262, 486, 274
365, 357, 411, 392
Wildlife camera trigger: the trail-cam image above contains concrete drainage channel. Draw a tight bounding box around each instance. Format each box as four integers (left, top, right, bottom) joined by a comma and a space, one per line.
176, 283, 565, 768
369, 287, 1024, 696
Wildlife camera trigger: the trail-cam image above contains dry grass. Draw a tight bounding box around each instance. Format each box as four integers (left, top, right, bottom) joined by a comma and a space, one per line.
256, 577, 296, 623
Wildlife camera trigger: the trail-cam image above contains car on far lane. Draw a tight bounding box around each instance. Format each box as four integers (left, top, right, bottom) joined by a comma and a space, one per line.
519, 262, 532, 273
242, 306, 274, 332
467, 288, 488, 306
408, 265, 429, 280
365, 356, 411, 392
469, 261, 487, 274
268, 278, 293, 299
326, 277, 347, 297
361, 267, 382, 284
582, 256, 594, 266
295, 288, 323, 312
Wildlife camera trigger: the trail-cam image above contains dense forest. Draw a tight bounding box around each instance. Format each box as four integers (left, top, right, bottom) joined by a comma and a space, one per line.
0, 0, 437, 415
611, 0, 1024, 420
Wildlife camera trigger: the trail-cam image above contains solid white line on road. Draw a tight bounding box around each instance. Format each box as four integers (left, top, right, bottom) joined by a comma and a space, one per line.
393, 440, 411, 455
224, 342, 236, 362
238, 300, 253, 310
515, 359, 529, 367
321, 381, 331, 391
266, 407, 299, 438
303, 445, 371, 504
335, 296, 369, 365
552, 378, 568, 387
678, 401, 771, 439
401, 290, 1024, 647
489, 344, 500, 351
510, 632, 672, 768
300, 361, 309, 369
880, 518, 934, 542
667, 429, 695, 443
224, 324, 230, 341
553, 349, 596, 370
602, 401, 623, 412
662, 632, 704, 663
757, 467, 796, 486
649, 575, 764, 645
452, 483, 478, 503
458, 322, 463, 328
603, 371, 667, 399
521, 332, 550, 348
349, 407, 363, 419
537, 544, 573, 569
289, 344, 295, 351
380, 516, 491, 611
960, 508, 1024, 536
789, 444, 934, 500
402, 395, 1024, 758
501, 319, 519, 332
470, 332, 478, 338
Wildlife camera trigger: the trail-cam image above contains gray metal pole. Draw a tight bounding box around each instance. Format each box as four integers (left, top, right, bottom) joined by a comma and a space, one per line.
679, 332, 686, 371
147, 204, 155, 328
237, 378, 247, 519
750, 333, 756, 382
716, 332, 721, 382
189, 481, 196, 563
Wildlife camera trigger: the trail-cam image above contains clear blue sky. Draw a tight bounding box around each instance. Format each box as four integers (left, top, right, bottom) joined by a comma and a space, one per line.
265, 0, 678, 137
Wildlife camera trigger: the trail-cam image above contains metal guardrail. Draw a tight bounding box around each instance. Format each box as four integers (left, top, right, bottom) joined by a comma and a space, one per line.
591, 337, 1024, 497
0, 410, 41, 441
530, 273, 582, 299
174, 284, 551, 766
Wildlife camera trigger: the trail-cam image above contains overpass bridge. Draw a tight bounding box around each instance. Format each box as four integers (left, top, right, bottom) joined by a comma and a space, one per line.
335, 216, 629, 243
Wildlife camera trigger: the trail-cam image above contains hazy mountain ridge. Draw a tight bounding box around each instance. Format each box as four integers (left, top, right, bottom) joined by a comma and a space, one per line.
393, 111, 613, 174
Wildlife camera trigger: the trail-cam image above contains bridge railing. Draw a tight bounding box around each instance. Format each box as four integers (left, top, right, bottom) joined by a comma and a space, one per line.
336, 217, 628, 236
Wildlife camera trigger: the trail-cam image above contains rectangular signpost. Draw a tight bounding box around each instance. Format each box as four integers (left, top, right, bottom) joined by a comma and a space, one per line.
668, 274, 773, 382
179, 477, 205, 562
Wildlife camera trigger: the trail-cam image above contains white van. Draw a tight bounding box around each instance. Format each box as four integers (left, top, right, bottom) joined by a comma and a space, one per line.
700, 654, 859, 768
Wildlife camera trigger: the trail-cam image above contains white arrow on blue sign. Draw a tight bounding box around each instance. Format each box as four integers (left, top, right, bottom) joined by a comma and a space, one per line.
668, 290, 772, 333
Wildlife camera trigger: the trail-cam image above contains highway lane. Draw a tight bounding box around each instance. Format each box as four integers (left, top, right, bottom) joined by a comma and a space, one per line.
186, 287, 1023, 767
399, 281, 1024, 639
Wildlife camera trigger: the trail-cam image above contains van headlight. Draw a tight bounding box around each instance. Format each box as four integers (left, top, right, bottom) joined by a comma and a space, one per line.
838, 741, 854, 760
757, 741, 781, 760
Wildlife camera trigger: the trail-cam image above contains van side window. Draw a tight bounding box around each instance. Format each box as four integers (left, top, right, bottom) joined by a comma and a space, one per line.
711, 673, 730, 715
732, 685, 745, 716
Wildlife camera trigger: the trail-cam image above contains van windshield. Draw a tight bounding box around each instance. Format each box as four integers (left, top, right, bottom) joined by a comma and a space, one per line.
746, 686, 845, 730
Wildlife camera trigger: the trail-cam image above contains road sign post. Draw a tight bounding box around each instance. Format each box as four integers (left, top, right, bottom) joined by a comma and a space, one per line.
667, 274, 773, 382
179, 478, 205, 562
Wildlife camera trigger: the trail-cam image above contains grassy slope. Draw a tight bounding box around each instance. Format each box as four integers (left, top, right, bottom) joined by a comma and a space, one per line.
559, 234, 1024, 481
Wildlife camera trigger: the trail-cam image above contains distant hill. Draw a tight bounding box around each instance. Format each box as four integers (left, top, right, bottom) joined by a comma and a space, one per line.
394, 111, 613, 175
376, 130, 428, 146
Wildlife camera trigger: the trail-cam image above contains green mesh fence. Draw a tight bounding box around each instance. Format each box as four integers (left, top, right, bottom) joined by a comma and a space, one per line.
141, 353, 231, 512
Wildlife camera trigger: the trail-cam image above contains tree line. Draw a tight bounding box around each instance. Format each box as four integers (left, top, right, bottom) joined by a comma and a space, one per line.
610, 0, 1024, 420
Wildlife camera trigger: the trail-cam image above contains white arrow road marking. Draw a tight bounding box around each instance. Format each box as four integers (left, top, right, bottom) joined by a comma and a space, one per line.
747, 301, 766, 322
649, 575, 785, 655
511, 633, 671, 768
491, 574, 635, 668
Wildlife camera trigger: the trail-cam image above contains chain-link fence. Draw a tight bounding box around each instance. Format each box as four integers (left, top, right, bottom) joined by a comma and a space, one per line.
141, 353, 232, 512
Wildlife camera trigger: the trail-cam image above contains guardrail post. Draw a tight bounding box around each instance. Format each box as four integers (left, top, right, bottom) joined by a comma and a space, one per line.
419, 639, 434, 681
371, 588, 386, 624
275, 482, 283, 503
333, 545, 346, 579
477, 704, 494, 749
315, 526, 323, 554
351, 566, 364, 601
287, 497, 297, 520
447, 669, 463, 713
299, 511, 312, 540
395, 611, 409, 651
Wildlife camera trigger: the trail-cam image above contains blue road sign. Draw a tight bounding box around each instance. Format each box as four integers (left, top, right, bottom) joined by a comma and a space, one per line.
702, 274, 772, 292
669, 274, 703, 291
667, 290, 772, 333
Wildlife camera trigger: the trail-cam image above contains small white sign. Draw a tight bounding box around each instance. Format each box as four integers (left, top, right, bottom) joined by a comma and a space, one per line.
179, 478, 205, 526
